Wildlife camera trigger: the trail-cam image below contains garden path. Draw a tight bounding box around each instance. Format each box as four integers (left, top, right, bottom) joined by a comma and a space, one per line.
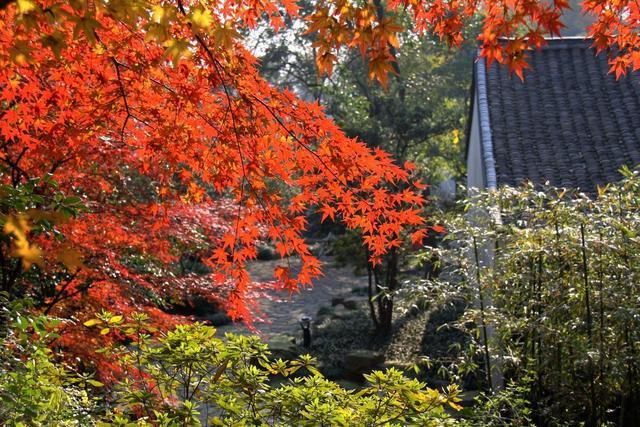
216, 257, 369, 338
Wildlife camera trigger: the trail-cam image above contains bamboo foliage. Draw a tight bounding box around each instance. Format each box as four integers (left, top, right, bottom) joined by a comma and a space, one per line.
435, 167, 640, 425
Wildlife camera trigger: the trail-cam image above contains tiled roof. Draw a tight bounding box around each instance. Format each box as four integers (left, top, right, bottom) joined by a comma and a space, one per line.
479, 38, 640, 193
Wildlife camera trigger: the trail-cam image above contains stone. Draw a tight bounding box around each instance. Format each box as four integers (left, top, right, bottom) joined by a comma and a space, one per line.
342, 299, 357, 310
256, 244, 279, 260
266, 334, 299, 361
331, 305, 351, 319
344, 350, 385, 377
331, 297, 344, 306
206, 311, 232, 326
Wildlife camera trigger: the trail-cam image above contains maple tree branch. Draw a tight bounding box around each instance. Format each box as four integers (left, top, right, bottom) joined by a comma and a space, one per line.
189, 98, 293, 268
2, 146, 30, 186
111, 57, 133, 142
43, 271, 81, 315
110, 56, 179, 97
108, 55, 214, 142
49, 155, 74, 175
197, 47, 247, 265
106, 42, 285, 255
93, 31, 153, 140
49, 279, 94, 309
176, 2, 301, 276
249, 94, 345, 186
106, 6, 346, 218
176, 1, 268, 264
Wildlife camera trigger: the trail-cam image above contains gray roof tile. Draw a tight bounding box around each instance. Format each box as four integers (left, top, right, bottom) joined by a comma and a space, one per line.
482, 38, 640, 193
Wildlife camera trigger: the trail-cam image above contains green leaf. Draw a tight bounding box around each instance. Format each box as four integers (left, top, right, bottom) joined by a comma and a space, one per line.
87, 379, 104, 387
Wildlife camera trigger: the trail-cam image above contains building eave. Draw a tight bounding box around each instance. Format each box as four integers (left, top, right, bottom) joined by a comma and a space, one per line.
475, 55, 497, 190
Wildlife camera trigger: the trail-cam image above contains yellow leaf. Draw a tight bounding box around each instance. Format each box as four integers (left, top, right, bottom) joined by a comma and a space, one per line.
83, 319, 101, 327
57, 247, 83, 273
144, 22, 169, 43
163, 38, 191, 67
152, 5, 171, 23
448, 400, 463, 411
71, 15, 103, 43
41, 31, 66, 59
108, 315, 123, 324
17, 0, 36, 14
100, 328, 110, 335
13, 243, 43, 269
190, 8, 213, 30
212, 23, 239, 51
4, 214, 43, 269
4, 215, 29, 241
9, 41, 32, 65
25, 208, 66, 223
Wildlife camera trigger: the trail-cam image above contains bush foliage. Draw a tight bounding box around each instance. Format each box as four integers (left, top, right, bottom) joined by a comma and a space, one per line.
0, 304, 462, 426
426, 168, 640, 425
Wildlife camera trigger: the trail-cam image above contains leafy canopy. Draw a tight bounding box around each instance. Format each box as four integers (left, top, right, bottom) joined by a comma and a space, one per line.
0, 0, 632, 370
0, 0, 429, 371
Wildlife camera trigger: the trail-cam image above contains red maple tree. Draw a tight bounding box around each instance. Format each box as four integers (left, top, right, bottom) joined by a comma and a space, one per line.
0, 0, 635, 375
0, 0, 428, 374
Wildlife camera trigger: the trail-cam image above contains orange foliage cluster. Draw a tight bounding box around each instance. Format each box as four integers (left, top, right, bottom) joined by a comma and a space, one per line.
390, 0, 640, 79
309, 0, 640, 82
307, 0, 404, 88
584, 0, 640, 78
0, 0, 426, 370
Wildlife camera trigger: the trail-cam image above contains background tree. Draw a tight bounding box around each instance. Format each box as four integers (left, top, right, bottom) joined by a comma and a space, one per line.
256, 11, 477, 332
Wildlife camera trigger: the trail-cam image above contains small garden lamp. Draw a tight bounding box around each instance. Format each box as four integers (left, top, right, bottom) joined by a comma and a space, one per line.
299, 315, 312, 348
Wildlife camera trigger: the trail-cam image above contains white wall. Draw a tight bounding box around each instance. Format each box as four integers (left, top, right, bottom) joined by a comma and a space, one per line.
465, 90, 504, 391
467, 94, 485, 191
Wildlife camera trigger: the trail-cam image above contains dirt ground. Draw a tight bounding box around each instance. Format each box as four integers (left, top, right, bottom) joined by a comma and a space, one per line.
216, 257, 368, 338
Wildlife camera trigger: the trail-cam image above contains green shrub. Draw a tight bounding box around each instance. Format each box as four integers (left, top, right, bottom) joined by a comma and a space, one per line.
0, 296, 101, 426
0, 303, 465, 426
430, 167, 640, 425
88, 311, 462, 426
459, 378, 534, 426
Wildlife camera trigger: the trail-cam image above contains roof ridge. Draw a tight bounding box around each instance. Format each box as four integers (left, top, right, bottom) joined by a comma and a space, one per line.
475, 52, 497, 190
490, 37, 596, 52
497, 36, 592, 42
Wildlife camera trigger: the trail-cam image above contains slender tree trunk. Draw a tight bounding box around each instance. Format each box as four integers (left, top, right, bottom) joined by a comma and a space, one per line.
472, 235, 493, 391
580, 223, 596, 427
366, 248, 380, 328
